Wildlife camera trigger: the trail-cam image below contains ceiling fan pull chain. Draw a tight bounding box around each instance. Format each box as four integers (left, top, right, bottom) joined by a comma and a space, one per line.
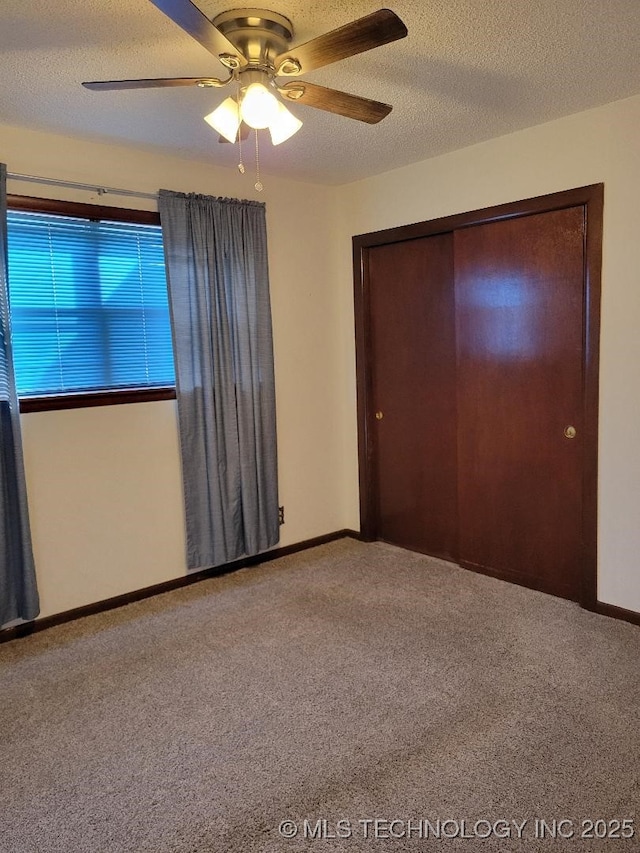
254, 129, 263, 192
237, 130, 245, 174
237, 81, 246, 174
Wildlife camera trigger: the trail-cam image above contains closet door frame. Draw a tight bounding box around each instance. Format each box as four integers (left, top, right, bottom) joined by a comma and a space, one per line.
352, 183, 604, 611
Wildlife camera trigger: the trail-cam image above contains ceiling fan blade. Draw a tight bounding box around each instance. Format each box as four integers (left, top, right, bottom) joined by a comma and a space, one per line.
280, 81, 392, 124
82, 77, 228, 91
148, 0, 247, 69
275, 9, 407, 76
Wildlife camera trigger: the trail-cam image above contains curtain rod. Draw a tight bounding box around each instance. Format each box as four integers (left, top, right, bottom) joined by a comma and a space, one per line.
6, 172, 158, 201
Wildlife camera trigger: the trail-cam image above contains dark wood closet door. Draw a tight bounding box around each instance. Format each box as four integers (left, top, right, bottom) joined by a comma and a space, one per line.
368, 234, 457, 560
455, 206, 585, 599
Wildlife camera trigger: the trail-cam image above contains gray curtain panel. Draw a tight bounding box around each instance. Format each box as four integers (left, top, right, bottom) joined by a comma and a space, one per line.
159, 190, 279, 569
0, 164, 39, 627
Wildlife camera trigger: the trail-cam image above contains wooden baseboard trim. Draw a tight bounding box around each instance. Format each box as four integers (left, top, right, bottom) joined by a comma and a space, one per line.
593, 600, 640, 628
367, 540, 640, 628
452, 559, 640, 627
0, 529, 362, 645
457, 558, 576, 602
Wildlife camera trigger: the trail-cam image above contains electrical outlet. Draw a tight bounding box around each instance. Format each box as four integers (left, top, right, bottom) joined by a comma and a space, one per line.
278, 506, 285, 525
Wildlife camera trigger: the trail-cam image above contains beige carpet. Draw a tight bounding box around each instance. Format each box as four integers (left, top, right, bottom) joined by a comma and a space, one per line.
1, 538, 638, 852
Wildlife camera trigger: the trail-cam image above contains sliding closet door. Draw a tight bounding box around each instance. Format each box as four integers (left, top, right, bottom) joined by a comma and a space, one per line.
454, 207, 585, 600
368, 234, 457, 560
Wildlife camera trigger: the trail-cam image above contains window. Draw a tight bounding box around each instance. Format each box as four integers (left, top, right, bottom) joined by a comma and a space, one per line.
6, 197, 175, 411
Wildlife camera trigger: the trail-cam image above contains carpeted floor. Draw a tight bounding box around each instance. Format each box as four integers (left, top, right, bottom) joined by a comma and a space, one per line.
1, 538, 638, 852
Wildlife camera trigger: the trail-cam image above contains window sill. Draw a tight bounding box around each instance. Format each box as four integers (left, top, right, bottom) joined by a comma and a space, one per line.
19, 387, 176, 413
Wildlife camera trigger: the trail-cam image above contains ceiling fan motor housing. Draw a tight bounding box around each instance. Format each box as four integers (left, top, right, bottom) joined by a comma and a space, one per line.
212, 8, 294, 72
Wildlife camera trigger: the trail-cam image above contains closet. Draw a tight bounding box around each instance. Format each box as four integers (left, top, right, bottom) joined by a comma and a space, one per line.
354, 186, 603, 605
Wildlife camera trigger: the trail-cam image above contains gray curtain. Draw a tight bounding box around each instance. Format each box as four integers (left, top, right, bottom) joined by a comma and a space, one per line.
159, 190, 279, 569
0, 164, 39, 627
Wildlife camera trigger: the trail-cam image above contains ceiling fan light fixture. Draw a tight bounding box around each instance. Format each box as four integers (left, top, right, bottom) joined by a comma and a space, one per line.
268, 101, 303, 145
240, 82, 280, 129
204, 97, 241, 143
83, 5, 408, 159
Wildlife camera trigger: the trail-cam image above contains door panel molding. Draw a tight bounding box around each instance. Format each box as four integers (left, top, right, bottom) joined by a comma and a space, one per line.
352, 184, 604, 610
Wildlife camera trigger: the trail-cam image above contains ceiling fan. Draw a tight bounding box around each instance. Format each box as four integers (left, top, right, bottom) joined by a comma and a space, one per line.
83, 1, 408, 147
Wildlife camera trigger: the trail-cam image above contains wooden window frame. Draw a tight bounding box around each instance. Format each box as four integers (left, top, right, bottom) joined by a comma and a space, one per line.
7, 194, 176, 413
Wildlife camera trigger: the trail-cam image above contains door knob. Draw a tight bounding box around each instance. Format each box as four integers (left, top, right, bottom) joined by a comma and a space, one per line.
375, 411, 384, 420
564, 425, 576, 439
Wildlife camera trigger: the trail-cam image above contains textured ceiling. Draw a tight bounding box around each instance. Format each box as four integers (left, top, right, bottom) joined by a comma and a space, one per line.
1, 0, 640, 185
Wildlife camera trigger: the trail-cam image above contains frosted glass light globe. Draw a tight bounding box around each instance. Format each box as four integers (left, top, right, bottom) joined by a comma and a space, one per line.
269, 101, 303, 145
204, 98, 241, 142
240, 83, 279, 129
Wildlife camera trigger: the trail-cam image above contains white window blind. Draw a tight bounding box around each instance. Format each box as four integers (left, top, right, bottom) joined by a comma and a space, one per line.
6, 209, 175, 396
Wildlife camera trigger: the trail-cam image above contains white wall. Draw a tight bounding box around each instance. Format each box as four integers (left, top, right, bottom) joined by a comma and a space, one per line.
335, 93, 640, 614
1, 123, 346, 619
5, 91, 640, 621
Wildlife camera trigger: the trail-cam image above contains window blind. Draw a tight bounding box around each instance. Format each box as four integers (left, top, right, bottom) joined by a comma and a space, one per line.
6, 210, 175, 396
